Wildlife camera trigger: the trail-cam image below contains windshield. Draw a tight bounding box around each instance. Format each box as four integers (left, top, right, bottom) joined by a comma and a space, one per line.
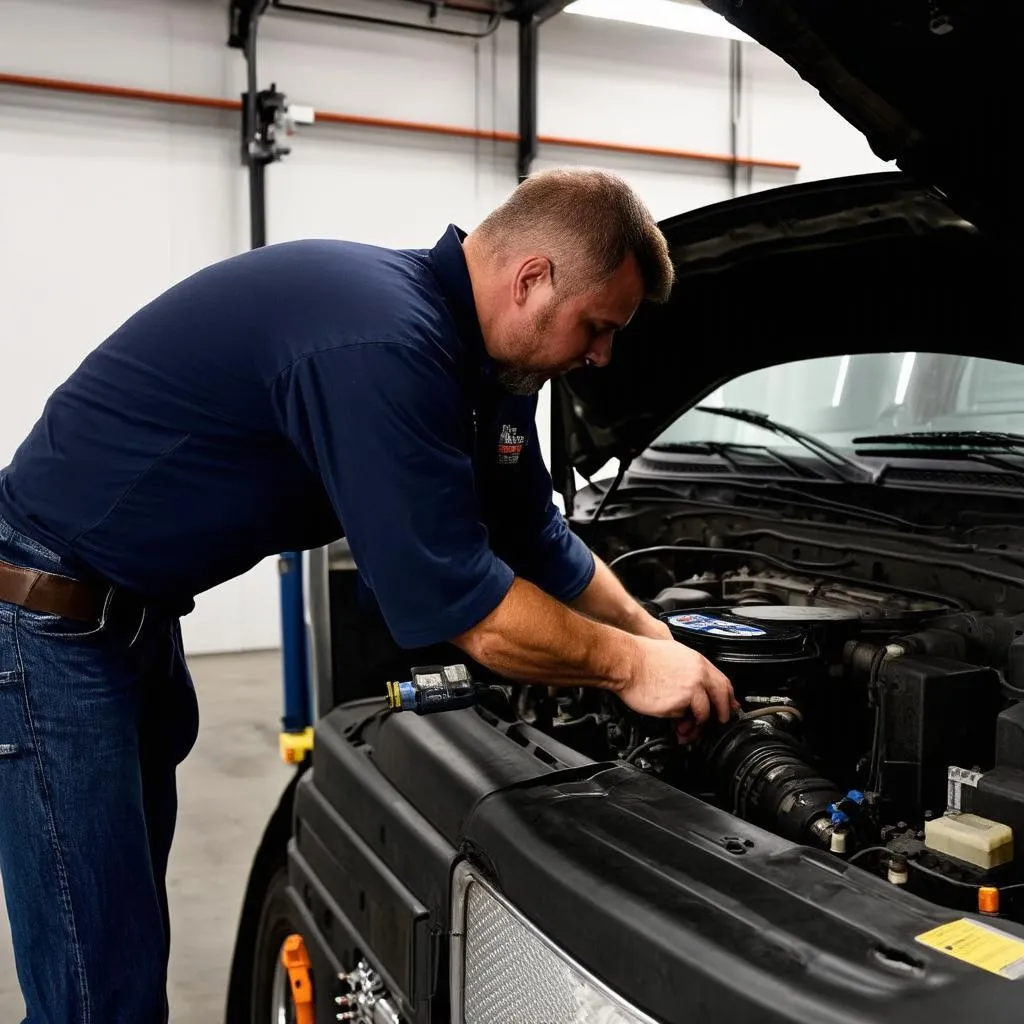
653, 353, 1024, 450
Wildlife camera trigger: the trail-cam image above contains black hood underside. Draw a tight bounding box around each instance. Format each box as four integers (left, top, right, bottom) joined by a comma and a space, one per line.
553, 173, 1014, 483
700, 0, 1013, 240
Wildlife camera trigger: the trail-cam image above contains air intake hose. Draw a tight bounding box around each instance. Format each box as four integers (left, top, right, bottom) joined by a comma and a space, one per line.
697, 711, 849, 848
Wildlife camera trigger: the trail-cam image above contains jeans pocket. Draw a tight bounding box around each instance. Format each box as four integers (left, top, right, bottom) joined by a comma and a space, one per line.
0, 669, 26, 760
0, 607, 20, 675
15, 604, 109, 642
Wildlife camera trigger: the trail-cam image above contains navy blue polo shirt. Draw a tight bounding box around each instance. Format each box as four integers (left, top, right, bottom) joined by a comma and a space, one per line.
0, 225, 595, 647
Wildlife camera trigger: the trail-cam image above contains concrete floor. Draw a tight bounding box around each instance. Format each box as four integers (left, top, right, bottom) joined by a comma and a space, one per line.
0, 649, 293, 1023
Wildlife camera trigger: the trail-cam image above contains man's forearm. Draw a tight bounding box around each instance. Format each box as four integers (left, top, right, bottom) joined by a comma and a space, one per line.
451, 573, 739, 724
451, 576, 640, 692
569, 553, 669, 639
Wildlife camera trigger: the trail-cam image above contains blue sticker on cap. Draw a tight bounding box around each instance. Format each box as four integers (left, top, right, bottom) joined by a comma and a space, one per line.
667, 613, 767, 637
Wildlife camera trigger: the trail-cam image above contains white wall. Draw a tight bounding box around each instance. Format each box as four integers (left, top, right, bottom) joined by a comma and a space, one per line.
0, 0, 889, 655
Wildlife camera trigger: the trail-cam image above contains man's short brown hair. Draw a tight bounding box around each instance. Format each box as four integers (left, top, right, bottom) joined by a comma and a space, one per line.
474, 167, 675, 303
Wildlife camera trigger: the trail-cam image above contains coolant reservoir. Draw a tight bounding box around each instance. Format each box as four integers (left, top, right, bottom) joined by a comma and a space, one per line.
924, 811, 1014, 869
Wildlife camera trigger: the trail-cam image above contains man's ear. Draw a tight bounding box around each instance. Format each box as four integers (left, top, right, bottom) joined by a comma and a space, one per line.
512, 256, 552, 307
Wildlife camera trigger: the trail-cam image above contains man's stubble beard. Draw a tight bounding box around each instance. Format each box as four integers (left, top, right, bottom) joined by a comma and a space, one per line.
496, 365, 549, 396
494, 303, 557, 396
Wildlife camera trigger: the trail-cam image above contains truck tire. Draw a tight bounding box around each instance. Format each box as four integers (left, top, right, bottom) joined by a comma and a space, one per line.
251, 865, 311, 1024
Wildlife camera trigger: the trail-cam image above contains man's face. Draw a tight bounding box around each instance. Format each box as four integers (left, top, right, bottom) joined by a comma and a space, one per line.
493, 252, 645, 396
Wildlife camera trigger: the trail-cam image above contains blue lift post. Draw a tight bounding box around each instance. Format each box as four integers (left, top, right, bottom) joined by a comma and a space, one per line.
278, 550, 314, 763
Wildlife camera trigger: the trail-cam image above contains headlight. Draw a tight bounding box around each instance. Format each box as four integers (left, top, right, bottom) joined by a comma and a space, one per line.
451, 861, 659, 1024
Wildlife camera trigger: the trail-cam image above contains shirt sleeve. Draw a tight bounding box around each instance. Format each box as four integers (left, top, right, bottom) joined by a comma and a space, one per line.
487, 406, 596, 604
271, 341, 515, 649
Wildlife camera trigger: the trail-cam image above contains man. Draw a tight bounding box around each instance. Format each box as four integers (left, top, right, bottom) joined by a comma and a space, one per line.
0, 167, 735, 1022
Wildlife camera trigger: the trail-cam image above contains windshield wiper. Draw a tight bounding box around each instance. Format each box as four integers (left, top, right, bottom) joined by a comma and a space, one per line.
854, 431, 1024, 484
646, 438, 832, 480
695, 406, 881, 484
855, 430, 1024, 449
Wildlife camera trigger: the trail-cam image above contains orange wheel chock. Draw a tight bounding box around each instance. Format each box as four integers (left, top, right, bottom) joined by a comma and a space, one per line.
281, 933, 315, 1024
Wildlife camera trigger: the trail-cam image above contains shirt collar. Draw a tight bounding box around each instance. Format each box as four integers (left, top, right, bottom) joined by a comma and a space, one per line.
428, 223, 491, 375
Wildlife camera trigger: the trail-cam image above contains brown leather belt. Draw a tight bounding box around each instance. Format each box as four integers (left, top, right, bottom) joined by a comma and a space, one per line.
0, 558, 112, 622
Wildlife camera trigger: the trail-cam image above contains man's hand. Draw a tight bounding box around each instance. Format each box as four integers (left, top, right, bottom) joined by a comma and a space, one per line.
453, 576, 738, 737
619, 636, 738, 726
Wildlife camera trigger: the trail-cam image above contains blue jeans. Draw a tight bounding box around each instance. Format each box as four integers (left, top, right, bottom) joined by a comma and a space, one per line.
0, 517, 199, 1023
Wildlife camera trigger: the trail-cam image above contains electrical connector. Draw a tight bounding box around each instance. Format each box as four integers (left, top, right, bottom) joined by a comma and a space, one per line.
385, 664, 488, 715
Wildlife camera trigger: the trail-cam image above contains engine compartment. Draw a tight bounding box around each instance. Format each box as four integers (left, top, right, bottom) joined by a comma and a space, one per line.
510, 548, 1024, 924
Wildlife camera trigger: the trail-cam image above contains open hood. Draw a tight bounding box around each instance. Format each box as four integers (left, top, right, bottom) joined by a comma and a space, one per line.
701, 0, 1012, 239
551, 171, 1014, 487
552, 0, 1015, 488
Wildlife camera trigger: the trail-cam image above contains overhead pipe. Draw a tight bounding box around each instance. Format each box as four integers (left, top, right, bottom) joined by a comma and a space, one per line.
268, 0, 505, 39
343, 0, 505, 11
0, 72, 801, 172
404, 0, 504, 11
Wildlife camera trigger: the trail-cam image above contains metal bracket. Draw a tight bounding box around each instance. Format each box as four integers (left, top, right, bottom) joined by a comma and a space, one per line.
228, 0, 271, 50
514, 0, 574, 21
241, 84, 292, 170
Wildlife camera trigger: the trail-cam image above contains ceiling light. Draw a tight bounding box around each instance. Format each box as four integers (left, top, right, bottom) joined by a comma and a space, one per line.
564, 0, 753, 42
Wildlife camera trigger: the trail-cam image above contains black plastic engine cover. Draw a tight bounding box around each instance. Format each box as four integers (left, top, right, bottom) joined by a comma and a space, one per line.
368, 704, 594, 847
463, 764, 1024, 1024
301, 697, 1024, 1024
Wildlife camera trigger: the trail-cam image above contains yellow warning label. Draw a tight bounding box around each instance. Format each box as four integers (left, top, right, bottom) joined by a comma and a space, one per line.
916, 918, 1024, 979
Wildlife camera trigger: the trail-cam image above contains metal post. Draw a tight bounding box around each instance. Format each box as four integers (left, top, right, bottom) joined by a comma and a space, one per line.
729, 39, 743, 198
244, 23, 268, 249
517, 16, 538, 182
236, 0, 312, 757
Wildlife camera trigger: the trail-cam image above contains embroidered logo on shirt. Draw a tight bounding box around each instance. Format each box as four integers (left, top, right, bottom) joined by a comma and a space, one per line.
497, 423, 526, 465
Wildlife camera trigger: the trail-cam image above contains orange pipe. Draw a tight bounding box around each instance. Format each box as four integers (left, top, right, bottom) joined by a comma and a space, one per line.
316, 106, 519, 143
0, 71, 801, 171
0, 72, 241, 112
537, 132, 799, 171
